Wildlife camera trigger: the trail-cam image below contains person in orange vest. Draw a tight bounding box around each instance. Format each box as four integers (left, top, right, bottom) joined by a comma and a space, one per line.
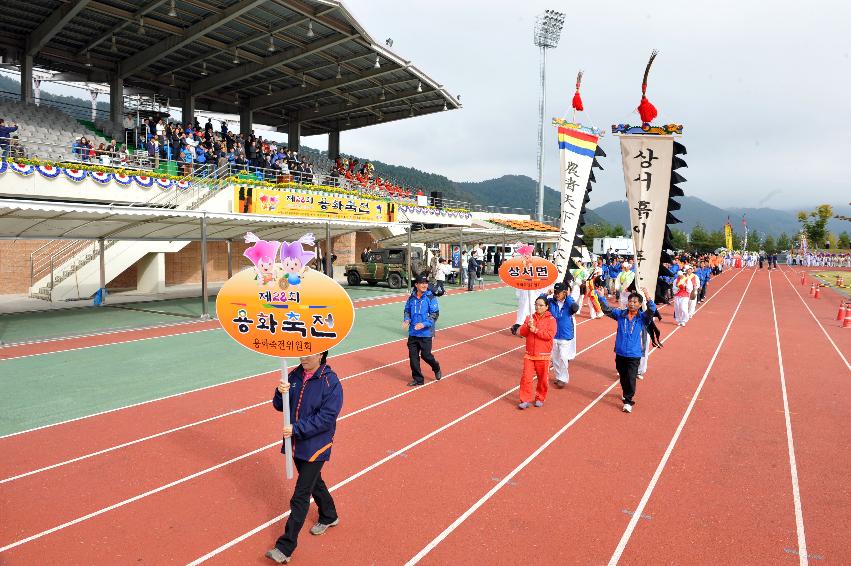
518, 296, 557, 409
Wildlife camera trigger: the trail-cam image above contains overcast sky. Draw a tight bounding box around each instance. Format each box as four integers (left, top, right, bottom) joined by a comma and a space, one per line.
321, 0, 851, 210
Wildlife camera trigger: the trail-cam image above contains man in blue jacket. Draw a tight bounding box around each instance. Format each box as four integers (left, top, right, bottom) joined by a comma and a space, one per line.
403, 273, 442, 386
268, 350, 343, 564
541, 282, 580, 388
0, 119, 18, 157
596, 286, 657, 413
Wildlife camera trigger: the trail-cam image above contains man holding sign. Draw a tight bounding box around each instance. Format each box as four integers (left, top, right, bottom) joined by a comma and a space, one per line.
266, 350, 343, 563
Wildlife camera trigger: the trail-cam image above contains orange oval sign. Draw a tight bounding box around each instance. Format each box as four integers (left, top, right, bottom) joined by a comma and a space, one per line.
216, 267, 355, 357
498, 256, 559, 290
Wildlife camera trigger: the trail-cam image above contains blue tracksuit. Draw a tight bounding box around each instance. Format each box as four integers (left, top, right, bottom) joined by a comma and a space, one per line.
404, 288, 440, 338
596, 291, 657, 358
540, 294, 580, 340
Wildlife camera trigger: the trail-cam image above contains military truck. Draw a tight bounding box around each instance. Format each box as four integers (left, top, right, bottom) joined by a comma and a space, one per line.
344, 247, 424, 289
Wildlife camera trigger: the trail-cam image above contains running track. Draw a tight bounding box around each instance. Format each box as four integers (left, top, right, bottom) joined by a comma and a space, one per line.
1, 267, 848, 565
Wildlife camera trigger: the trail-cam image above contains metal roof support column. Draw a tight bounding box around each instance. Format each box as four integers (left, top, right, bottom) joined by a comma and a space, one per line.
109, 75, 124, 142
200, 214, 210, 320
226, 238, 233, 279
287, 118, 301, 152
328, 129, 340, 161
21, 55, 34, 104
98, 238, 106, 305
239, 104, 253, 136
325, 221, 332, 276
458, 228, 463, 287
407, 224, 412, 288
182, 93, 195, 128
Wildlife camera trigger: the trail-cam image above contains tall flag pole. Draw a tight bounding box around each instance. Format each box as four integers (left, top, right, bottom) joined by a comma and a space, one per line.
613, 50, 686, 300
552, 70, 606, 284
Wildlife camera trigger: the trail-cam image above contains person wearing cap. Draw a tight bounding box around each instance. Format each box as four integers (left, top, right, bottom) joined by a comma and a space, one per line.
673, 265, 695, 326
688, 263, 702, 315
403, 273, 442, 386
541, 281, 580, 388
615, 261, 636, 309
594, 286, 658, 413
517, 296, 557, 408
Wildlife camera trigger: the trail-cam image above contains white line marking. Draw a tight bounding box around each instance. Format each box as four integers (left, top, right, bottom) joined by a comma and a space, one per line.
0, 310, 515, 440
606, 269, 756, 565
0, 342, 527, 554
769, 272, 809, 566
0, 323, 519, 484
778, 266, 850, 371
405, 268, 745, 565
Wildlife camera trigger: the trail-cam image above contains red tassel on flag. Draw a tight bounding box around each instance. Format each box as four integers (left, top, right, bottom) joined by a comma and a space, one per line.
638, 51, 659, 124
572, 70, 584, 112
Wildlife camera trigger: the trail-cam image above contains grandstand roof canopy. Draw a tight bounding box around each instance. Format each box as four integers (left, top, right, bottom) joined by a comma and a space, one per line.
378, 227, 560, 247
0, 0, 460, 135
0, 198, 403, 241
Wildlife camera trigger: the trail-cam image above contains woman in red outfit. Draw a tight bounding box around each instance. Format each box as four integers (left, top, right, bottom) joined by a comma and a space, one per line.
518, 297, 557, 409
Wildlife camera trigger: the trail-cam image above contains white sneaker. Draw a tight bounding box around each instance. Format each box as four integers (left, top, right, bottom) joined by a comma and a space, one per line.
637, 373, 644, 380
623, 403, 632, 413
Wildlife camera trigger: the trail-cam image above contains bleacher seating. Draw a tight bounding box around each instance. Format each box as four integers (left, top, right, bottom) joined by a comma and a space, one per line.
0, 98, 109, 161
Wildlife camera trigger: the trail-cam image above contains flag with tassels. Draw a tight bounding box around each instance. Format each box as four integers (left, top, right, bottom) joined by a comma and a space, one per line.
612, 51, 686, 300
552, 70, 606, 284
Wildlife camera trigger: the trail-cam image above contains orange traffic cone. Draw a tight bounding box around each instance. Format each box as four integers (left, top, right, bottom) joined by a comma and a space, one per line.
838, 301, 847, 321
843, 308, 851, 329
809, 282, 815, 296
801, 273, 806, 285
813, 285, 821, 299
840, 276, 846, 288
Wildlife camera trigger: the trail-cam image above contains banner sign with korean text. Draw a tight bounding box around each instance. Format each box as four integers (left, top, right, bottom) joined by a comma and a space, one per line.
499, 256, 559, 290
619, 135, 675, 299
216, 232, 354, 357
554, 124, 600, 282
234, 187, 394, 223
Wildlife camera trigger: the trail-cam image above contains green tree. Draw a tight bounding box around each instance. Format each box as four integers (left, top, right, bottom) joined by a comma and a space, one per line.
581, 223, 612, 248
746, 233, 760, 252
763, 235, 776, 254
797, 204, 833, 246
838, 231, 850, 250
671, 228, 688, 251
689, 224, 716, 253
610, 224, 626, 237
776, 232, 791, 251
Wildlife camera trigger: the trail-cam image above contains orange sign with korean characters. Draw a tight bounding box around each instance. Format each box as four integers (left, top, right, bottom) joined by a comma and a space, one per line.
216, 232, 355, 357
498, 255, 559, 290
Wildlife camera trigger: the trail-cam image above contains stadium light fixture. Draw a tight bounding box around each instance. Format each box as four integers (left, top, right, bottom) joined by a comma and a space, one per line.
374, 55, 380, 69
314, 99, 320, 113
409, 104, 414, 117
267, 83, 273, 96
416, 80, 422, 93
532, 9, 565, 222
379, 87, 386, 101
84, 51, 92, 67
378, 111, 383, 121
201, 61, 208, 75
170, 72, 176, 86
443, 101, 447, 111
232, 48, 240, 64
168, 0, 177, 17
301, 73, 306, 88
346, 97, 353, 107
138, 17, 145, 35
336, 63, 342, 79
110, 35, 117, 53
307, 21, 315, 38
268, 34, 275, 52
345, 114, 351, 126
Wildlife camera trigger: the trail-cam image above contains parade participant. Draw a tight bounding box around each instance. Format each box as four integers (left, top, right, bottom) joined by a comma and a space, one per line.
518, 297, 557, 409
403, 274, 442, 386
541, 282, 580, 388
266, 350, 343, 564
673, 265, 695, 326
615, 261, 635, 308
686, 264, 701, 316
696, 260, 711, 303
595, 286, 658, 413
511, 288, 538, 335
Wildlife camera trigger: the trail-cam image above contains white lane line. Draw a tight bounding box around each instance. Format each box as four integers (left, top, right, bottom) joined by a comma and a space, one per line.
405, 268, 745, 565
187, 328, 621, 566
778, 266, 850, 371
769, 272, 809, 566
606, 269, 757, 565
0, 310, 515, 440
0, 323, 520, 484
0, 342, 528, 554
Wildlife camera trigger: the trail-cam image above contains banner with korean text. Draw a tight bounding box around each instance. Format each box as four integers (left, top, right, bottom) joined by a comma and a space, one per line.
554, 125, 600, 282
619, 135, 675, 299
234, 187, 394, 223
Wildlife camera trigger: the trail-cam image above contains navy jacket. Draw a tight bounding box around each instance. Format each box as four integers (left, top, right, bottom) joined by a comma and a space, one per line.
404, 288, 440, 338
540, 294, 579, 340
596, 291, 657, 358
273, 364, 343, 462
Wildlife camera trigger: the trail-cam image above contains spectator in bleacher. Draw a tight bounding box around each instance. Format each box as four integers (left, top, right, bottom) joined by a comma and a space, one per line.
147, 136, 161, 170
123, 114, 135, 146
79, 137, 93, 162
105, 139, 119, 156
9, 136, 25, 159
0, 119, 19, 157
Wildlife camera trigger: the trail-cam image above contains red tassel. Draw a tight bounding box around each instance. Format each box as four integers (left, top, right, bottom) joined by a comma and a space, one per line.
638, 95, 657, 124
572, 91, 584, 112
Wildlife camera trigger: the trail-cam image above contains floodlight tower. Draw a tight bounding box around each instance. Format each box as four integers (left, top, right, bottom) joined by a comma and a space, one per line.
533, 10, 565, 222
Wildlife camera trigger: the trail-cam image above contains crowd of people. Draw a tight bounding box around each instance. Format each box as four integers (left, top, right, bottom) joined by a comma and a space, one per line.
790, 251, 851, 267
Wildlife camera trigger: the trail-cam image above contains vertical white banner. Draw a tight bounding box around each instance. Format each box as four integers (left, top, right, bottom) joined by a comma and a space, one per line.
554, 126, 598, 282
619, 134, 674, 299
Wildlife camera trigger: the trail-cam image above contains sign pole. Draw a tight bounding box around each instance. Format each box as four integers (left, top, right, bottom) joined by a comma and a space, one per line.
281, 358, 294, 480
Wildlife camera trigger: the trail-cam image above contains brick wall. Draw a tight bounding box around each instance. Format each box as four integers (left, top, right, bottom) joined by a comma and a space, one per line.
107, 263, 138, 290
165, 241, 252, 286
0, 240, 50, 294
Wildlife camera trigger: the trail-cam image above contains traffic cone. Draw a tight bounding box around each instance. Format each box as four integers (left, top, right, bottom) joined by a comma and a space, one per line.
809, 282, 815, 296
843, 308, 851, 329
838, 301, 847, 321
801, 273, 806, 285
813, 285, 820, 299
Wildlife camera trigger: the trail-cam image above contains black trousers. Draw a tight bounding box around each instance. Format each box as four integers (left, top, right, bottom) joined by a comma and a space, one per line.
698, 283, 707, 302
276, 458, 338, 556
467, 270, 477, 290
408, 336, 440, 383
615, 355, 641, 405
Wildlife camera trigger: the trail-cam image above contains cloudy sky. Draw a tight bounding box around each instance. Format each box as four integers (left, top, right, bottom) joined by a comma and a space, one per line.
322, 0, 850, 210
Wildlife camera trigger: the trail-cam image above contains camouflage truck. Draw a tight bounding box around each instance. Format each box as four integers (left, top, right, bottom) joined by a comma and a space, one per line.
344, 247, 424, 289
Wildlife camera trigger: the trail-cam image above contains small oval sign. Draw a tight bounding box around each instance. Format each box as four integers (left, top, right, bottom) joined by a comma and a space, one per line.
498, 256, 559, 290
216, 267, 355, 357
